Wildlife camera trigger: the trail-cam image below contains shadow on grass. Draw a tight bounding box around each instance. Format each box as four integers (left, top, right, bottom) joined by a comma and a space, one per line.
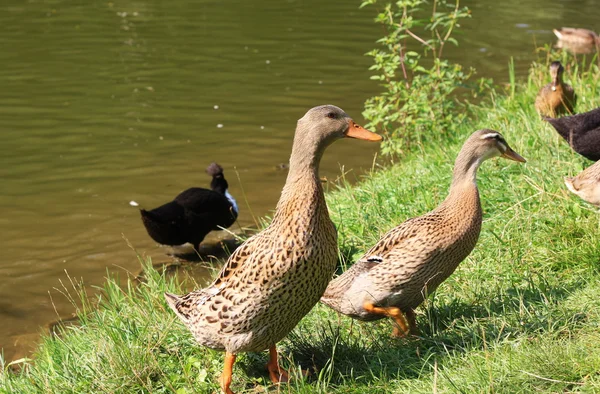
261, 275, 591, 388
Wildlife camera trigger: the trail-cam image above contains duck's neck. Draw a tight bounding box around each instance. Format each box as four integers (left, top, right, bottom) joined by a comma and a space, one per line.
552, 74, 564, 90
276, 127, 327, 216
210, 176, 228, 195
443, 145, 484, 206
287, 126, 324, 181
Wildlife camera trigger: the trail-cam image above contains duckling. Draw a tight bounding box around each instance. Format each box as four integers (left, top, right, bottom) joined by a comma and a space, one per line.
535, 61, 576, 118
544, 107, 600, 161
164, 105, 381, 394
321, 130, 525, 337
565, 161, 600, 206
554, 28, 600, 54
140, 163, 238, 252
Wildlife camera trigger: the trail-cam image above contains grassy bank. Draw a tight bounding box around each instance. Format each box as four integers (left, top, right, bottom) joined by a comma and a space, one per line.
2, 57, 600, 393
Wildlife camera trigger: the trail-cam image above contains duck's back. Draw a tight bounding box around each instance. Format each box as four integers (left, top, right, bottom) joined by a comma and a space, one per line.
175, 187, 237, 229
565, 160, 600, 205
546, 107, 600, 161
330, 185, 482, 318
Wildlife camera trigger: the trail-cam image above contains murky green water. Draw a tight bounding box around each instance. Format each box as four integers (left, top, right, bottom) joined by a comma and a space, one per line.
1, 0, 598, 361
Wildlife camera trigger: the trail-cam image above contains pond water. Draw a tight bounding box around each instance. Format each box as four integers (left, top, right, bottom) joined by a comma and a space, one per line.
1, 0, 598, 361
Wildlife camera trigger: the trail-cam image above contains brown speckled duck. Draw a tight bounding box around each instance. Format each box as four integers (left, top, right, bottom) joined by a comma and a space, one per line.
321, 130, 525, 337
164, 105, 381, 394
535, 61, 575, 118
565, 161, 600, 206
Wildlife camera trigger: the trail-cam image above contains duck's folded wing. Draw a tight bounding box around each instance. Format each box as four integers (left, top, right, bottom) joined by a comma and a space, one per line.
176, 188, 232, 213
573, 161, 600, 189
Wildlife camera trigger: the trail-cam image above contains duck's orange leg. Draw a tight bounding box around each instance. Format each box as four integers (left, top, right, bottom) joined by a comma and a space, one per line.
219, 352, 236, 394
266, 346, 289, 384
363, 301, 415, 337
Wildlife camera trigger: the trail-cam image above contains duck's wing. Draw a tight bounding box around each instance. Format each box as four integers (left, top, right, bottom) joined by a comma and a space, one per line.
361, 216, 432, 260
321, 216, 438, 309
321, 257, 380, 306
140, 201, 187, 245
164, 232, 270, 321
554, 28, 598, 41
175, 188, 232, 212
176, 188, 237, 228
570, 161, 600, 190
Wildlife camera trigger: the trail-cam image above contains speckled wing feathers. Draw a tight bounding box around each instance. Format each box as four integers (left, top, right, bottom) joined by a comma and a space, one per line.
321, 185, 482, 320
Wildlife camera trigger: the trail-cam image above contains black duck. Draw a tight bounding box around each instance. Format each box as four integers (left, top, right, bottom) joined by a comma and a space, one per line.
140, 162, 238, 251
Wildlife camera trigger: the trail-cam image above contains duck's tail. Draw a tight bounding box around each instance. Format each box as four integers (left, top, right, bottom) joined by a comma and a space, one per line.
553, 28, 564, 40
320, 258, 381, 312
564, 176, 578, 193
164, 292, 187, 321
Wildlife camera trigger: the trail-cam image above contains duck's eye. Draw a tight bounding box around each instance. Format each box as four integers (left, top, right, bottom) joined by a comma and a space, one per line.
326, 112, 336, 119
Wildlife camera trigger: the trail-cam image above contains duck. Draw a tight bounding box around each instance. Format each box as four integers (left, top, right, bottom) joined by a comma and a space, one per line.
544, 107, 600, 161
553, 27, 600, 54
534, 61, 576, 118
140, 162, 239, 252
565, 160, 600, 206
164, 105, 381, 394
321, 130, 525, 337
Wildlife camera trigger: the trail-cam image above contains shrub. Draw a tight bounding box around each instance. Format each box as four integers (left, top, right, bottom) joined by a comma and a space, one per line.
361, 0, 490, 155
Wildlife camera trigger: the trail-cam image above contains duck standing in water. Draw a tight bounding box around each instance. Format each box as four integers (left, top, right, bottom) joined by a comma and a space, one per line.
321, 130, 525, 337
140, 162, 238, 252
164, 105, 381, 394
535, 61, 576, 118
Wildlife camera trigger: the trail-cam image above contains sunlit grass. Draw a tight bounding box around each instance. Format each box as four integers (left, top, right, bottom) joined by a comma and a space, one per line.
2, 57, 600, 393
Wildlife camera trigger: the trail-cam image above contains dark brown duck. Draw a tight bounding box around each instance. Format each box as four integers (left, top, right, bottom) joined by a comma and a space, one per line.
544, 107, 600, 161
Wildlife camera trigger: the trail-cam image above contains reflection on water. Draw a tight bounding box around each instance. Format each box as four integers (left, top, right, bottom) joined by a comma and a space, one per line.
0, 0, 599, 361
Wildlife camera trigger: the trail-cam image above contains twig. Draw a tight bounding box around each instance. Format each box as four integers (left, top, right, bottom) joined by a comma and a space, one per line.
520, 370, 585, 386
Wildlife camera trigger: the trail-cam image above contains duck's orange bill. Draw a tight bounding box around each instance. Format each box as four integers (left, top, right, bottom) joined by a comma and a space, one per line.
346, 120, 382, 141
502, 148, 527, 163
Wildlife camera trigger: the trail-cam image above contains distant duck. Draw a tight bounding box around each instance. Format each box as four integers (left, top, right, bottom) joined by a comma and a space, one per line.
553, 28, 600, 54
534, 61, 576, 118
565, 161, 600, 206
544, 107, 600, 161
140, 163, 238, 251
321, 130, 526, 337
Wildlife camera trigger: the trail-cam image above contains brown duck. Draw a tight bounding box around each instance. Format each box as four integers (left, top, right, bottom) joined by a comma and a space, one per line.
534, 61, 575, 118
164, 105, 381, 394
565, 160, 600, 206
321, 130, 525, 336
554, 27, 600, 54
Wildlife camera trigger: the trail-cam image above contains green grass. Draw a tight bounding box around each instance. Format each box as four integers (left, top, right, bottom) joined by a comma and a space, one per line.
2, 57, 600, 393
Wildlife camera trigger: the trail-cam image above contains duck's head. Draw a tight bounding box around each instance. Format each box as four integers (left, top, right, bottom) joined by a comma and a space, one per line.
452, 130, 525, 184
296, 105, 382, 148
206, 162, 224, 178
468, 129, 526, 163
549, 61, 564, 91
206, 162, 228, 193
